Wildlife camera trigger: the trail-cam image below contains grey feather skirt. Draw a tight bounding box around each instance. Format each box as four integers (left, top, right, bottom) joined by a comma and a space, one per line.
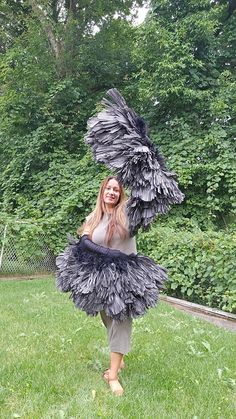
56, 237, 167, 321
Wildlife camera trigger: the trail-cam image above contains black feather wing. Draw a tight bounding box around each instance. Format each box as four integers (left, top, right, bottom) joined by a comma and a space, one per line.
85, 88, 184, 236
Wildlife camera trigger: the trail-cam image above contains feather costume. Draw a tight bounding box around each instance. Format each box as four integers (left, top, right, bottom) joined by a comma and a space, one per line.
56, 89, 184, 320
85, 88, 184, 236
56, 235, 167, 322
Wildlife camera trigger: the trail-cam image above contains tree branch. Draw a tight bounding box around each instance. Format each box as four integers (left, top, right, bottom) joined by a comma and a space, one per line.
29, 0, 61, 59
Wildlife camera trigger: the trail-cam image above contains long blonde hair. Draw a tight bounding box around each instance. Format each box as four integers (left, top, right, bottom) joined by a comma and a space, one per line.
78, 176, 128, 245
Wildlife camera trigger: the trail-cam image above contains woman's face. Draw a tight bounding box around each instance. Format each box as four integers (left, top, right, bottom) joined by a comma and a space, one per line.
103, 178, 121, 207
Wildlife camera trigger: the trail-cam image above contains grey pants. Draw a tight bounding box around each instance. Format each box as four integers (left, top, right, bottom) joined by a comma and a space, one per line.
100, 311, 132, 355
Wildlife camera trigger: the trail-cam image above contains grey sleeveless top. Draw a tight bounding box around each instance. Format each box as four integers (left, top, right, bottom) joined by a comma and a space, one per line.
92, 214, 137, 255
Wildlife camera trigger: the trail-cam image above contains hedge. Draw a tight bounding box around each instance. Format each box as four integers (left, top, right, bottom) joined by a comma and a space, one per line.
1, 214, 235, 313
137, 226, 236, 313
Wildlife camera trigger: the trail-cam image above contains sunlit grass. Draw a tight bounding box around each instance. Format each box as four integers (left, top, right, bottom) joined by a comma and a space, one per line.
1, 278, 235, 418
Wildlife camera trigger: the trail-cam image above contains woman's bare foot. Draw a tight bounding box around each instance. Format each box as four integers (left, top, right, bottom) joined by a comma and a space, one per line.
103, 369, 123, 396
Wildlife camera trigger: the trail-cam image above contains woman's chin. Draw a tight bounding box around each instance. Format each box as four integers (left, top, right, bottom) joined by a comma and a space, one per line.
104, 199, 116, 205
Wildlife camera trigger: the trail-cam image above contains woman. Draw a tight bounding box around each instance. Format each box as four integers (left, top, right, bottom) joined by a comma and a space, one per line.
57, 88, 183, 396
56, 174, 167, 395
80, 175, 136, 396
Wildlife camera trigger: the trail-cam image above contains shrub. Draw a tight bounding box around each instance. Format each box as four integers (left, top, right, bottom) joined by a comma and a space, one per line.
137, 225, 236, 313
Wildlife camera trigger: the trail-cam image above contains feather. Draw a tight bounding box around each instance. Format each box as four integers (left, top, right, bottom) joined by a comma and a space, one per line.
56, 238, 167, 321
85, 88, 184, 236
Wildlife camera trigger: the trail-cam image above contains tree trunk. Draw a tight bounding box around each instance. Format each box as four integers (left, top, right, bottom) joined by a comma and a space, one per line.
29, 0, 62, 60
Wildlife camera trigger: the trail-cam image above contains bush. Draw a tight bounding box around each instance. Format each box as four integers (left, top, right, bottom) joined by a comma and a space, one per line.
137, 225, 236, 313
1, 213, 235, 313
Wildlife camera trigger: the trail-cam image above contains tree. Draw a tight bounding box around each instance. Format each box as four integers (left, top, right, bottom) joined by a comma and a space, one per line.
132, 0, 236, 229
0, 0, 31, 53
27, 0, 143, 76
0, 1, 139, 222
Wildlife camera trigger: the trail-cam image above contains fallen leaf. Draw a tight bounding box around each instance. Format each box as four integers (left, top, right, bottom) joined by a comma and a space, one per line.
92, 389, 96, 400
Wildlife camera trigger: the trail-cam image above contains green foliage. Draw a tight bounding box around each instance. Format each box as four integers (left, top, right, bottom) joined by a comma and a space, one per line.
137, 224, 236, 313
0, 152, 108, 254
0, 5, 136, 222
1, 0, 235, 230
0, 0, 236, 311
77, 19, 137, 92
0, 0, 31, 53
0, 214, 53, 275
132, 0, 236, 229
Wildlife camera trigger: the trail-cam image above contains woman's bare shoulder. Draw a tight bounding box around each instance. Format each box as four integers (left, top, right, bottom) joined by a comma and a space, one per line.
82, 226, 91, 235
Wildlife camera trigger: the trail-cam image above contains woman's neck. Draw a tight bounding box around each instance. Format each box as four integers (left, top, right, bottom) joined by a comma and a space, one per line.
104, 204, 114, 214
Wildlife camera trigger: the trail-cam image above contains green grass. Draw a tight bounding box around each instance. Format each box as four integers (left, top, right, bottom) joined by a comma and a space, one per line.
0, 278, 235, 419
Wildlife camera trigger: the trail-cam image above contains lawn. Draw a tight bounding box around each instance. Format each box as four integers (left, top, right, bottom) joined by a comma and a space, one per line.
0, 278, 235, 419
